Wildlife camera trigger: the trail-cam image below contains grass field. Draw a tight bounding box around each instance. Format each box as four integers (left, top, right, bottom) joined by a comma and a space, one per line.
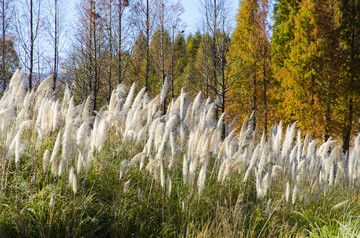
0, 70, 360, 237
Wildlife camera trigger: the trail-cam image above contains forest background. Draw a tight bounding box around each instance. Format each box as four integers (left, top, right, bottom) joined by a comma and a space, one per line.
0, 0, 360, 152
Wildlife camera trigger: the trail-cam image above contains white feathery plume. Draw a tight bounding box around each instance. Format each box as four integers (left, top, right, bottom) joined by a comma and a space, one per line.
52, 101, 60, 131
58, 159, 65, 176
230, 150, 247, 172
108, 89, 117, 112
302, 133, 311, 157
218, 159, 227, 182
62, 122, 73, 161
289, 144, 298, 167
281, 122, 297, 162
160, 161, 165, 188
335, 160, 345, 184
23, 90, 35, 111
15, 79, 26, 105
243, 145, 260, 182
189, 158, 198, 188
166, 114, 180, 132
292, 183, 298, 205
221, 160, 232, 183
129, 152, 145, 167
216, 113, 225, 130
77, 151, 84, 174
123, 83, 136, 112
124, 179, 131, 193
184, 102, 193, 124
85, 151, 93, 174
154, 122, 165, 150
81, 95, 91, 122
167, 176, 172, 198
77, 118, 91, 152
198, 164, 207, 196
191, 92, 202, 119
72, 173, 78, 194
329, 163, 335, 185
36, 76, 53, 97
285, 182, 290, 203
69, 167, 75, 187
179, 89, 188, 120
95, 116, 107, 152
257, 143, 268, 174
183, 155, 188, 184
136, 125, 148, 144
119, 159, 128, 180
331, 200, 349, 210
160, 78, 169, 104
131, 87, 146, 111
296, 130, 302, 163
137, 188, 142, 201
273, 121, 283, 158
66, 97, 75, 123
296, 160, 306, 182
50, 131, 61, 164
61, 85, 71, 116
43, 149, 50, 172
145, 158, 160, 171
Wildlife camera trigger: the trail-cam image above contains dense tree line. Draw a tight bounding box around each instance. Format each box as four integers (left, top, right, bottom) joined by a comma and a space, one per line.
1, 0, 360, 150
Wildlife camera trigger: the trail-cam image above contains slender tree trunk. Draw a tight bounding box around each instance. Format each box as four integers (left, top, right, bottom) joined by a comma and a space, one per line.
28, 0, 34, 90
145, 0, 150, 92
118, 0, 122, 84
2, 0, 6, 91
53, 0, 58, 90
212, 0, 218, 118
263, 48, 267, 139
343, 0, 356, 153
252, 65, 257, 131
221, 54, 226, 139
108, 0, 113, 100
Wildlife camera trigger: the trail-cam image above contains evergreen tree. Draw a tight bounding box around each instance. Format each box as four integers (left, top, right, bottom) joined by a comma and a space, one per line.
227, 0, 271, 130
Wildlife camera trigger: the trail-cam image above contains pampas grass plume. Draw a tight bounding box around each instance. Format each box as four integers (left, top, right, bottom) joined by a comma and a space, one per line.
124, 179, 131, 193
43, 149, 50, 172
167, 176, 172, 198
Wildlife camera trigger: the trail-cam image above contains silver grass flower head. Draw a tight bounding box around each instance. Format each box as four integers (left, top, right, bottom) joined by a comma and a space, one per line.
331, 200, 348, 210
243, 145, 260, 182
292, 183, 298, 205
123, 83, 136, 112
285, 182, 290, 203
43, 149, 50, 173
69, 167, 75, 187
72, 173, 78, 194
198, 165, 207, 196
167, 176, 172, 198
81, 95, 91, 122
137, 188, 142, 201
160, 78, 169, 104
124, 179, 131, 193
183, 155, 188, 184
160, 161, 165, 188
129, 152, 145, 167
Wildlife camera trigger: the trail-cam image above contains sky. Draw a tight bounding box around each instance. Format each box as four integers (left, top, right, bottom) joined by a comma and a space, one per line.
67, 0, 240, 35
181, 0, 240, 34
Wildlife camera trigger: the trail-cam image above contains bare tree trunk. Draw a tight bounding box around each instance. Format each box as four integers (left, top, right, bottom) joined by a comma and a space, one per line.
118, 0, 122, 84
212, 0, 218, 118
263, 47, 267, 139
145, 0, 150, 92
28, 0, 34, 90
252, 65, 257, 131
53, 0, 58, 90
2, 0, 6, 91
